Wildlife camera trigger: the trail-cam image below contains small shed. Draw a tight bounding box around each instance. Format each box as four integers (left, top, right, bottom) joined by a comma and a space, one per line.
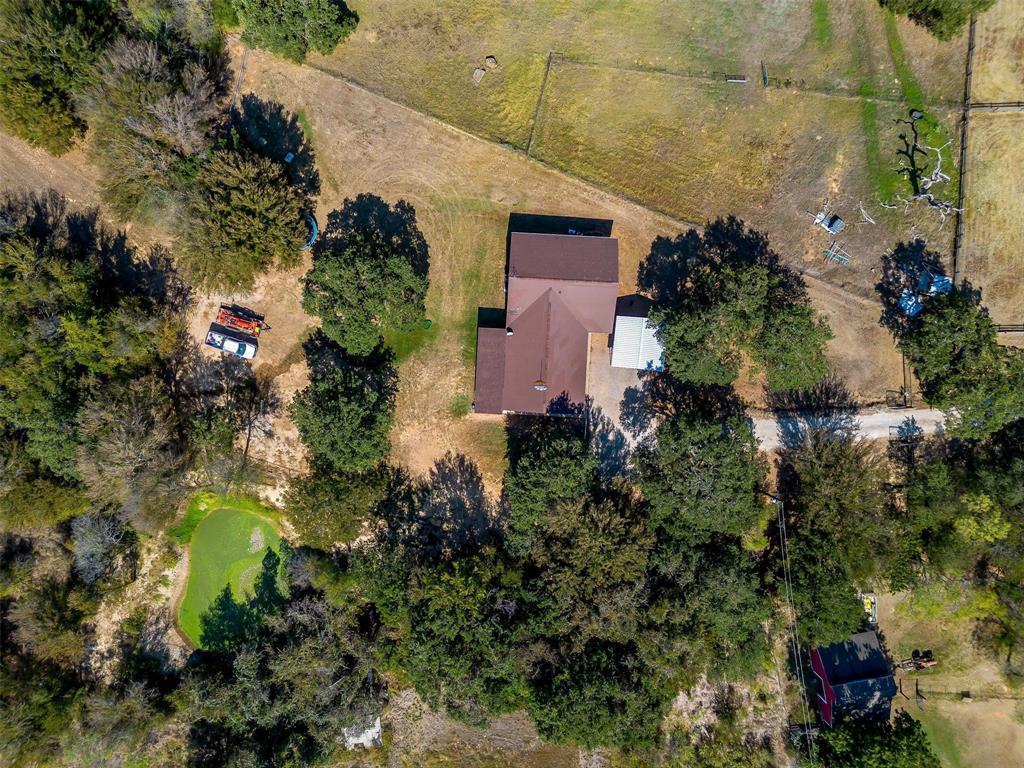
611, 314, 664, 371
810, 630, 896, 727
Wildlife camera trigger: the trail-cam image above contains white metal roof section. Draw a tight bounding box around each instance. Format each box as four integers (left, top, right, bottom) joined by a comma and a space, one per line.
611, 315, 664, 371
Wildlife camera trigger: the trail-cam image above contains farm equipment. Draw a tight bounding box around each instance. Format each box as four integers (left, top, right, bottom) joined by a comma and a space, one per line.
897, 650, 937, 672
204, 304, 269, 360
860, 592, 878, 624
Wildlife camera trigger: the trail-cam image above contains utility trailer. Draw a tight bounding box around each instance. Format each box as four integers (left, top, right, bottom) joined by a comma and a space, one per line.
204, 304, 269, 360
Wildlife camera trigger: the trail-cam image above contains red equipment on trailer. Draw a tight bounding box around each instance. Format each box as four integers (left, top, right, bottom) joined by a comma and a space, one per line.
205, 304, 269, 360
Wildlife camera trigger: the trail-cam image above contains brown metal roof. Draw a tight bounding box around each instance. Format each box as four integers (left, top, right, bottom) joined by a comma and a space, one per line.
474, 230, 618, 415
501, 290, 590, 413
508, 232, 619, 283
507, 277, 618, 334
473, 327, 507, 414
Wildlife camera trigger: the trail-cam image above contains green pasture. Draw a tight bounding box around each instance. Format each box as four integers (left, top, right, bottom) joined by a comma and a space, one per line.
176, 494, 284, 647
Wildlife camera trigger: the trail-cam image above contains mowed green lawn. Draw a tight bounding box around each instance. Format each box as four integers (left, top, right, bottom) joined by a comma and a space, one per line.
176, 495, 283, 647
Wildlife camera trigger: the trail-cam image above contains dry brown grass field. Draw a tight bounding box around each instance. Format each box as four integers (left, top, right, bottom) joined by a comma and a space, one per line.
972, 0, 1024, 103
315, 0, 966, 309
531, 59, 959, 294
961, 1, 1024, 326
962, 113, 1024, 325
315, 0, 966, 149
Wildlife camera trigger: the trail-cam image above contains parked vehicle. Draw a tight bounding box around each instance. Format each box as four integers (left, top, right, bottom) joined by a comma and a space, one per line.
204, 304, 269, 360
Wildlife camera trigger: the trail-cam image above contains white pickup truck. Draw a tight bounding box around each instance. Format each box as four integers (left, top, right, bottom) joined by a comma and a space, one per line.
205, 329, 257, 359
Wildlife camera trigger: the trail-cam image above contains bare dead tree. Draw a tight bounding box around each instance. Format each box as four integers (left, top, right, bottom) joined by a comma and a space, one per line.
890, 117, 964, 227
71, 514, 126, 584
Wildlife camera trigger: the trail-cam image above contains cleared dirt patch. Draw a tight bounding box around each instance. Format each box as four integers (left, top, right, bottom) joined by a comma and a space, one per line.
961, 113, 1024, 324
385, 688, 577, 768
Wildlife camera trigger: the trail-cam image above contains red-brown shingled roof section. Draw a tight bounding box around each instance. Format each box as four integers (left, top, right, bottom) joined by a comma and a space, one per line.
508, 232, 619, 283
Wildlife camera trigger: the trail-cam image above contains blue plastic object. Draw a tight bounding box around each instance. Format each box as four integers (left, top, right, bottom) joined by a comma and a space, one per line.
929, 275, 952, 296
300, 212, 319, 251
899, 289, 923, 317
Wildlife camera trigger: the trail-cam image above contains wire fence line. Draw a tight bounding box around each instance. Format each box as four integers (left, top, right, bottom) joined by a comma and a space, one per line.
969, 101, 1024, 112
951, 14, 977, 285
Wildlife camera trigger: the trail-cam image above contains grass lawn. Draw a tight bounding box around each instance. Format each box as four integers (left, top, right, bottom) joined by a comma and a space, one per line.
176, 494, 284, 647
914, 707, 969, 768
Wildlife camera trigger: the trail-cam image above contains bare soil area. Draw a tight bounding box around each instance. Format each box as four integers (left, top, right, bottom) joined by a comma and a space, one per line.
384, 688, 577, 767
0, 139, 101, 208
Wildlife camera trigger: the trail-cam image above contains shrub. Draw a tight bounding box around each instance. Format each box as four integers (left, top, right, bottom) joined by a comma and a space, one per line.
177, 147, 307, 291
232, 0, 357, 63
0, 0, 116, 154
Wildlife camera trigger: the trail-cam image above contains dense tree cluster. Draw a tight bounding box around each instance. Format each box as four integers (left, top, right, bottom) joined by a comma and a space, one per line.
902, 288, 1024, 439
343, 401, 774, 751
879, 243, 1024, 439
0, 193, 173, 503
303, 194, 430, 356
880, 0, 995, 41
178, 146, 308, 291
898, 420, 1024, 671
820, 710, 941, 768
233, 0, 358, 63
0, 0, 117, 154
0, 2, 336, 293
290, 353, 397, 472
641, 218, 832, 392
776, 430, 892, 646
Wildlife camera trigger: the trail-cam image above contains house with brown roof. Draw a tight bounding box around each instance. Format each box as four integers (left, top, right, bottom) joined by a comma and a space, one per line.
473, 229, 619, 415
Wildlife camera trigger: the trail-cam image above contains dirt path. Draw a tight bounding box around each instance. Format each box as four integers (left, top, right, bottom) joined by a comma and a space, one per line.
753, 407, 945, 451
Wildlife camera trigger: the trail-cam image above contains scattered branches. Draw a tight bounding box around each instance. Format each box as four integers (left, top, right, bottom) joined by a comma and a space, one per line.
891, 117, 962, 227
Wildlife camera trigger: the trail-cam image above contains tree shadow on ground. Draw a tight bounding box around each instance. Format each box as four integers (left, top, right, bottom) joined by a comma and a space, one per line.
319, 194, 430, 280
199, 548, 284, 652
302, 329, 396, 377
619, 372, 746, 440
2, 189, 185, 311
376, 453, 499, 565
505, 410, 587, 471
886, 414, 930, 473
765, 374, 859, 449
585, 398, 631, 482
233, 94, 320, 199
876, 239, 947, 338
638, 229, 703, 306
638, 217, 808, 309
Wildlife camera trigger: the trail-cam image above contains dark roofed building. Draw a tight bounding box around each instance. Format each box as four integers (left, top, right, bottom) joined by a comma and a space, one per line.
473, 228, 619, 415
810, 631, 896, 727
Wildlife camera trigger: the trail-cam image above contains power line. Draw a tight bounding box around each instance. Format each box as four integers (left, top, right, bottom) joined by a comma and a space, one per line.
772, 496, 817, 765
